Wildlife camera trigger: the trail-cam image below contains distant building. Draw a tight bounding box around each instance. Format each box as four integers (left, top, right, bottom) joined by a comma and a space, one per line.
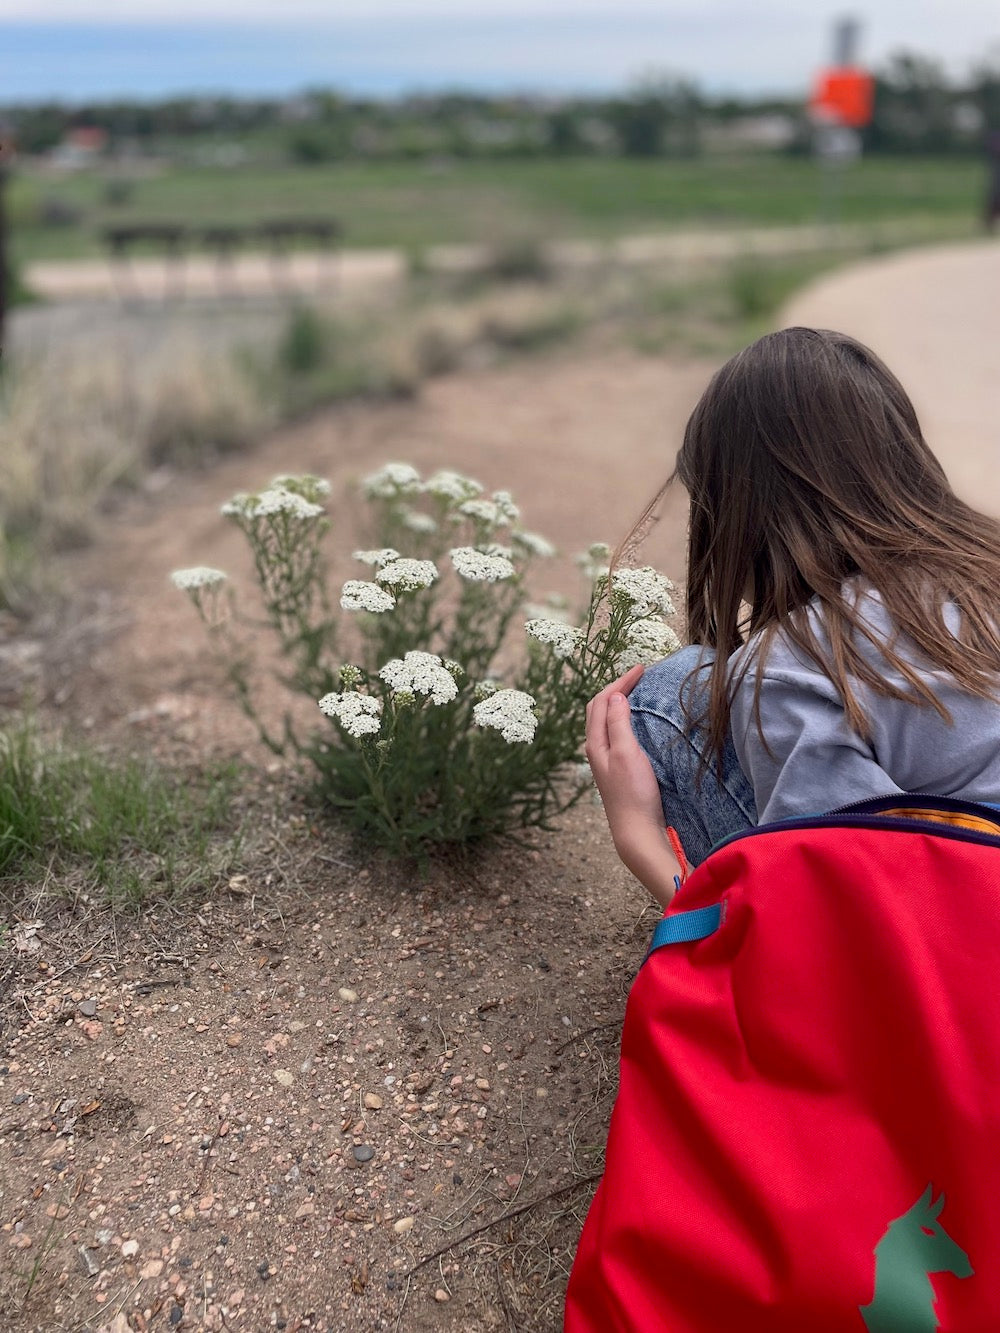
49, 125, 108, 170
703, 115, 797, 153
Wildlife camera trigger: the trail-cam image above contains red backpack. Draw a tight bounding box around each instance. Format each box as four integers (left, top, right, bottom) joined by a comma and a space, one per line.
565, 796, 1000, 1332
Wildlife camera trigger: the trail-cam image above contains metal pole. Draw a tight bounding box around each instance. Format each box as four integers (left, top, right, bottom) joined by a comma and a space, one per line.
0, 126, 14, 365
832, 17, 860, 67
0, 163, 8, 362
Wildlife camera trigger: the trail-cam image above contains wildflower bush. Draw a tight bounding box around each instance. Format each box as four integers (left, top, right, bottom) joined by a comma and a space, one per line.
173, 465, 679, 856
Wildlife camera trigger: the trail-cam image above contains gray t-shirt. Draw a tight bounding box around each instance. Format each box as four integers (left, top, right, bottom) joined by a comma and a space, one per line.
730, 591, 1000, 824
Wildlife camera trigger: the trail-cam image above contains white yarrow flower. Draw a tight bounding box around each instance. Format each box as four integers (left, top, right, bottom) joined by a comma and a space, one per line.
450, 547, 516, 582
318, 691, 383, 738
379, 651, 458, 705
575, 541, 612, 580
223, 487, 324, 521
473, 689, 538, 744
171, 566, 227, 590
615, 617, 682, 671
423, 469, 483, 503
340, 580, 396, 614
220, 493, 255, 519
375, 558, 439, 592
611, 566, 676, 616
352, 548, 400, 568
270, 473, 331, 499
458, 489, 520, 528
362, 463, 421, 497
401, 509, 438, 534
512, 530, 556, 559
525, 617, 585, 660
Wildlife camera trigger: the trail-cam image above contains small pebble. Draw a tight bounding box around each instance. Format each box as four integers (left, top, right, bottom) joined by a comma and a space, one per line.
352, 1144, 375, 1163
78, 1245, 100, 1278
434, 1288, 450, 1302
121, 1239, 139, 1259
78, 998, 98, 1018
363, 1093, 382, 1110
393, 1217, 415, 1235
274, 1070, 294, 1088
338, 988, 358, 1003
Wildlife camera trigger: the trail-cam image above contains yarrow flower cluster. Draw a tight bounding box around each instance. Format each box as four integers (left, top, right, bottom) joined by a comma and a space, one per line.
270, 474, 331, 502
525, 617, 585, 660
459, 491, 521, 528
375, 558, 439, 592
512, 530, 556, 559
340, 580, 395, 614
352, 548, 400, 567
379, 651, 459, 705
450, 547, 516, 583
473, 689, 538, 744
615, 617, 682, 671
221, 488, 324, 521
611, 566, 676, 617
422, 470, 483, 504
318, 691, 383, 738
576, 542, 612, 581
170, 566, 227, 591
401, 509, 438, 534
177, 458, 685, 854
362, 463, 421, 498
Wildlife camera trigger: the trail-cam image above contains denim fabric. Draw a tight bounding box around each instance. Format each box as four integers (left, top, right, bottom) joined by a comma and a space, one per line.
628, 645, 758, 867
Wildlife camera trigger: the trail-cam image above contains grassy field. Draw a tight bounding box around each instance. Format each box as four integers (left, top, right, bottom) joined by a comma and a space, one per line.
11, 155, 985, 263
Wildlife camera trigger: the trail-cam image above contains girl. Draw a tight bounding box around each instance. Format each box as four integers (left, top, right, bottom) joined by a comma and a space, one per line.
586, 325, 1000, 908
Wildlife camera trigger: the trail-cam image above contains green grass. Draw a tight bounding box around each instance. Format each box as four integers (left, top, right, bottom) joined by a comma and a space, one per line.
0, 720, 239, 906
11, 155, 984, 264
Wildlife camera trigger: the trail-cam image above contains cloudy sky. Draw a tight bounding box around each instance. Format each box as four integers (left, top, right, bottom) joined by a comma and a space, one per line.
2, 0, 997, 102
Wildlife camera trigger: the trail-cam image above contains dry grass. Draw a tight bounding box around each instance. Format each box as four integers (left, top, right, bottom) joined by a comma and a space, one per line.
0, 335, 270, 610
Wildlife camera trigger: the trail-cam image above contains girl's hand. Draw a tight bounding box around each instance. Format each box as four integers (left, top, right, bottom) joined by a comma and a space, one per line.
586, 665, 681, 909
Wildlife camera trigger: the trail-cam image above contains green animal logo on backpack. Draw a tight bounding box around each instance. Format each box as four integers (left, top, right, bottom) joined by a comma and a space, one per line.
860, 1185, 973, 1331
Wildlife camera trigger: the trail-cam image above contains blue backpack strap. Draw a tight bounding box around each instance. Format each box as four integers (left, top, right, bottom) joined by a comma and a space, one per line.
648, 902, 724, 956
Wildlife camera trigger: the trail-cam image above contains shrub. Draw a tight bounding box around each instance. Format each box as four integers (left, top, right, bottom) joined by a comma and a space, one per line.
277, 303, 328, 376
482, 237, 553, 284
174, 468, 680, 857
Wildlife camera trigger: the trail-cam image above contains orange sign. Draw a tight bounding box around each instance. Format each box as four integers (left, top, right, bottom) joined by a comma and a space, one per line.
810, 66, 874, 128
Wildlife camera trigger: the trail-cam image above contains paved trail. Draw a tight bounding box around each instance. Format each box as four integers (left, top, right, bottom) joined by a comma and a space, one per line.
781, 239, 1000, 515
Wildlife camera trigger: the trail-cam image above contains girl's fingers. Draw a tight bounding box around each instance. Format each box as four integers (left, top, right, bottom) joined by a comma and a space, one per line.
606, 691, 635, 747
585, 690, 612, 764
588, 663, 645, 714
588, 664, 645, 770
605, 663, 645, 698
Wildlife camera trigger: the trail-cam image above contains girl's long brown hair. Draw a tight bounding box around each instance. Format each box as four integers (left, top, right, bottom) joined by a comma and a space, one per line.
628, 326, 1000, 770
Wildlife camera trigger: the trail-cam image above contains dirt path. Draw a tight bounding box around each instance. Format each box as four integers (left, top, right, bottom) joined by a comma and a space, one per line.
782, 238, 1000, 513
4, 241, 998, 1333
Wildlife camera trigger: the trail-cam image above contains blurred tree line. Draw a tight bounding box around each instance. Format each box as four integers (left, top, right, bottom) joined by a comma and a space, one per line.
5, 50, 999, 163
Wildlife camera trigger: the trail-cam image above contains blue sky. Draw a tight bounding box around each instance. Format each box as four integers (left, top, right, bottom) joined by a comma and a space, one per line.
1, 2, 997, 103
